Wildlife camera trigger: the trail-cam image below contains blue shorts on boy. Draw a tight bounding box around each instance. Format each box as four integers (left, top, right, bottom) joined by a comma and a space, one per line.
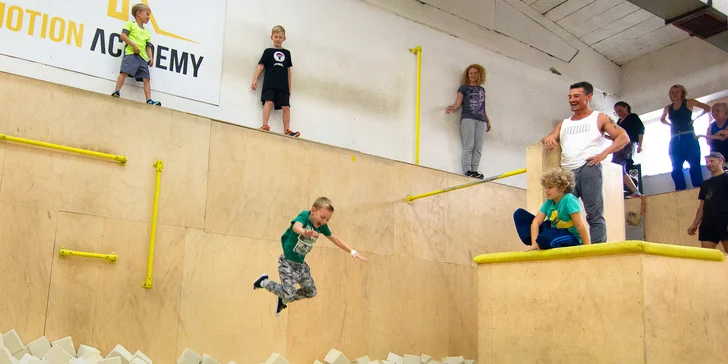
120, 54, 150, 82
513, 193, 583, 249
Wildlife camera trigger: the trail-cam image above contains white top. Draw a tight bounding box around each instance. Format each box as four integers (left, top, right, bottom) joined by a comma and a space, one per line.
559, 110, 603, 170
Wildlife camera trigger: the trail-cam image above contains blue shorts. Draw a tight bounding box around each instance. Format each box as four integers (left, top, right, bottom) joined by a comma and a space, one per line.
120, 54, 150, 82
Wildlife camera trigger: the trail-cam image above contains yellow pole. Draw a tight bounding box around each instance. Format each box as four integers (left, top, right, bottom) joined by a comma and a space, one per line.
59, 247, 118, 263
143, 160, 163, 289
0, 133, 127, 165
407, 168, 526, 204
409, 46, 422, 165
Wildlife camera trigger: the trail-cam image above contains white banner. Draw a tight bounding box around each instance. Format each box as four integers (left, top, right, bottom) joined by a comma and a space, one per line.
0, 0, 225, 104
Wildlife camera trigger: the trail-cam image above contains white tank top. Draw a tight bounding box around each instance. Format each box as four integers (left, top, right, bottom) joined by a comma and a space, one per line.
559, 110, 603, 170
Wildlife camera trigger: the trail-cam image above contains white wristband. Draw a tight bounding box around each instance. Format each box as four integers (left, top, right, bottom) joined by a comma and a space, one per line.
350, 249, 357, 256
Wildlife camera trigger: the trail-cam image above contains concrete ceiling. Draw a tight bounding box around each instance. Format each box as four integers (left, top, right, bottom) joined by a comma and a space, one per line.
522, 0, 690, 65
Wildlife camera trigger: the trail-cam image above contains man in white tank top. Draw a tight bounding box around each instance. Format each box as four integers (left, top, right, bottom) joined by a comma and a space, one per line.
540, 82, 629, 243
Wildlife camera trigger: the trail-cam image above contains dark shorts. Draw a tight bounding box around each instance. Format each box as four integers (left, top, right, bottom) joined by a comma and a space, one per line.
261, 89, 290, 110
120, 54, 150, 82
698, 216, 728, 243
611, 143, 635, 172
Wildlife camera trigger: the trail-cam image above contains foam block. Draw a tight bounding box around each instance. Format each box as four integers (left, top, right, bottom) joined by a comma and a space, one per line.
128, 359, 146, 364
313, 361, 323, 364
369, 362, 381, 364
264, 353, 288, 364
85, 354, 104, 364
176, 348, 201, 364
323, 350, 348, 364
132, 351, 151, 364
77, 346, 101, 359
227, 362, 237, 364
463, 361, 475, 364
0, 332, 4, 349
385, 354, 402, 364
200, 354, 220, 364
13, 348, 29, 360
105, 345, 132, 364
420, 355, 431, 364
50, 337, 75, 358
403, 356, 419, 364
27, 338, 51, 359
19, 353, 49, 364
1, 348, 14, 364
42, 346, 71, 364
429, 362, 441, 364
441, 357, 463, 364
68, 358, 89, 364
2, 331, 23, 355
352, 356, 370, 364
98, 358, 122, 364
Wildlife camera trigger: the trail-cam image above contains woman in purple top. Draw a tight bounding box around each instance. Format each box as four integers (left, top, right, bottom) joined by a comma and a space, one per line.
446, 64, 492, 179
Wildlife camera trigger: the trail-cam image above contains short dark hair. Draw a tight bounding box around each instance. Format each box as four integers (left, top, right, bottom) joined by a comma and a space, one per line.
570, 81, 593, 95
614, 101, 632, 113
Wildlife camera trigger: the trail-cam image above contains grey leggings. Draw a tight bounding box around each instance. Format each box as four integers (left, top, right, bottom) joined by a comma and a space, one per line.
460, 118, 487, 173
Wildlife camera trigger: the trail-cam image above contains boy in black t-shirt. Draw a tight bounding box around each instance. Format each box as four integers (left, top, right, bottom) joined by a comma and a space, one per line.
251, 25, 299, 137
688, 152, 728, 251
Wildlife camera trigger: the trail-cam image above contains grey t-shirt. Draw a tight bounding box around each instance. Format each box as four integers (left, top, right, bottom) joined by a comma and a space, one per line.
626, 220, 645, 240
458, 85, 486, 122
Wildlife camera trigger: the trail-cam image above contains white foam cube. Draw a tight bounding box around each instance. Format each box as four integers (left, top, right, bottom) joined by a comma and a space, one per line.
2, 331, 23, 355
385, 354, 402, 364
105, 345, 132, 364
200, 354, 220, 364
42, 346, 71, 364
0, 332, 4, 349
313, 361, 323, 364
68, 358, 89, 364
323, 350, 348, 364
403, 356, 419, 364
441, 357, 463, 364
227, 362, 237, 364
76, 346, 100, 359
463, 361, 475, 364
420, 355, 431, 364
264, 353, 287, 364
84, 354, 104, 364
50, 337, 74, 358
131, 351, 151, 364
176, 348, 201, 364
1, 348, 14, 364
98, 358, 122, 364
429, 362, 441, 364
13, 348, 29, 360
19, 354, 49, 364
27, 338, 51, 359
369, 362, 381, 364
352, 356, 370, 364
128, 359, 146, 364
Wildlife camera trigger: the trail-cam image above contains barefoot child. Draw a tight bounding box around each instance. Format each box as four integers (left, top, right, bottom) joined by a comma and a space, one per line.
110, 3, 161, 106
253, 197, 368, 316
513, 168, 591, 250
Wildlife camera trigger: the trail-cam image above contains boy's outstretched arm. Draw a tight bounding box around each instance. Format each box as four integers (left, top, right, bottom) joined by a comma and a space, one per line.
326, 234, 368, 262
251, 64, 264, 90
570, 212, 591, 245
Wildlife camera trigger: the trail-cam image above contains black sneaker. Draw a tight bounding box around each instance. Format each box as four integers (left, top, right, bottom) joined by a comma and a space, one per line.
111, 91, 120, 98
275, 297, 287, 317
474, 171, 484, 179
253, 274, 268, 289
465, 171, 474, 177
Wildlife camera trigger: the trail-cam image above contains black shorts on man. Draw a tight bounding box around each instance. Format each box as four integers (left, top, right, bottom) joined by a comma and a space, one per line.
699, 215, 728, 243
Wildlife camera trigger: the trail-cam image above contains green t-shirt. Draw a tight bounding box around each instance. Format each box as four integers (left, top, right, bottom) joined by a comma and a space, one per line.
122, 21, 152, 62
539, 193, 583, 243
281, 210, 332, 263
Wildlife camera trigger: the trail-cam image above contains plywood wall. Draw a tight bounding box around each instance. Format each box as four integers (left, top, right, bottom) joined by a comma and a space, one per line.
0, 72, 526, 363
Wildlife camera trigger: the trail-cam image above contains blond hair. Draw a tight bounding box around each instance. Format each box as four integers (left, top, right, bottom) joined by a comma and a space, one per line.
626, 211, 642, 226
131, 3, 150, 17
313, 197, 334, 212
461, 64, 486, 86
670, 84, 687, 100
271, 25, 286, 36
541, 168, 575, 194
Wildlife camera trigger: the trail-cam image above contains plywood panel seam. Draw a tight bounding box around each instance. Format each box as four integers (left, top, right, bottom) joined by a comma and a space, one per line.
42, 215, 60, 338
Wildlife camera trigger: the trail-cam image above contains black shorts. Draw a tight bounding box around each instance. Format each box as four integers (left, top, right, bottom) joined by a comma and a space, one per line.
698, 217, 728, 243
261, 89, 290, 110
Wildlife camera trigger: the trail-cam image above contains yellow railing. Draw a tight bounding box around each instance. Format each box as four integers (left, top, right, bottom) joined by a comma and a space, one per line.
0, 133, 127, 165
59, 247, 118, 263
143, 160, 164, 289
407, 168, 526, 204
409, 46, 422, 165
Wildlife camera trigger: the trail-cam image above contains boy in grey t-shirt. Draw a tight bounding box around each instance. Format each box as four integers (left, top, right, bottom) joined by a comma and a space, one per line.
626, 196, 646, 240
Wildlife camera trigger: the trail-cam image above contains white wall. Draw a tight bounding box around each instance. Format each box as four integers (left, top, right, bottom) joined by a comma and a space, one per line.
0, 0, 622, 188
620, 37, 728, 114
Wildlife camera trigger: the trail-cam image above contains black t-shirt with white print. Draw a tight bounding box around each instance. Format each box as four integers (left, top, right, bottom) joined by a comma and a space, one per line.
259, 48, 292, 92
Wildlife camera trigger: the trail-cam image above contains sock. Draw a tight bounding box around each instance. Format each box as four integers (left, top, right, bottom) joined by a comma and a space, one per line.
261, 279, 270, 288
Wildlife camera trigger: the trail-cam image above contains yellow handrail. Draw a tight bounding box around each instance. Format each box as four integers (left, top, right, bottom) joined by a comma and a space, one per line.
407, 168, 526, 204
143, 160, 164, 289
59, 247, 118, 263
0, 133, 127, 165
409, 46, 422, 165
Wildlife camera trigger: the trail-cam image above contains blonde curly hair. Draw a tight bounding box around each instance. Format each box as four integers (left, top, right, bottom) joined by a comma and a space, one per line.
626, 211, 642, 226
461, 64, 486, 86
541, 168, 575, 194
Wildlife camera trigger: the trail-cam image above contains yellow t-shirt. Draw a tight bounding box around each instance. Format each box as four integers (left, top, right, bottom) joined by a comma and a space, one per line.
122, 21, 152, 62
